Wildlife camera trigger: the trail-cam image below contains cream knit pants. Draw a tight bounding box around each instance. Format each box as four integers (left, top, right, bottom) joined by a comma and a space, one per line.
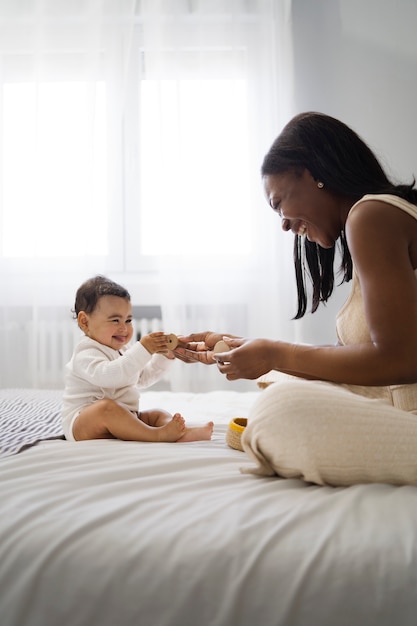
242, 379, 417, 487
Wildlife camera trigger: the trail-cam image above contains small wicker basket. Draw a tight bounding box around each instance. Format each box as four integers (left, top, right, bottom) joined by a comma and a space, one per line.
226, 417, 248, 451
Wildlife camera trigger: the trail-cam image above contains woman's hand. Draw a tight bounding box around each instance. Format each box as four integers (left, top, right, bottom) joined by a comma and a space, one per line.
173, 332, 276, 380
213, 337, 276, 380
173, 331, 236, 365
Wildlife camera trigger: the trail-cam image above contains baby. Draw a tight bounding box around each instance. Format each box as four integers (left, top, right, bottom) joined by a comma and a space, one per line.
61, 275, 213, 443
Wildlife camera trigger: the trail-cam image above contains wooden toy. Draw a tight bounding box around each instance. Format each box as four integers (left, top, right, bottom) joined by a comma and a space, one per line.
213, 340, 230, 353
165, 333, 179, 350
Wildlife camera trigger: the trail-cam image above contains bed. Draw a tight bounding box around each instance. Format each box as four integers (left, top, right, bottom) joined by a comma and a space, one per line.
1, 386, 417, 626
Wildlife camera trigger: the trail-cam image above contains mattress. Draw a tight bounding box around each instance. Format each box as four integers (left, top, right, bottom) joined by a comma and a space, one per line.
1, 388, 417, 626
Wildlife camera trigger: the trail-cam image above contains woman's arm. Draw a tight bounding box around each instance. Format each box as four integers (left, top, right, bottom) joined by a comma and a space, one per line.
338, 199, 417, 384
181, 201, 417, 386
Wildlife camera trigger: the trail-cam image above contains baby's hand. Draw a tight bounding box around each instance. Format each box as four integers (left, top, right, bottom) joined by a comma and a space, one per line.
140, 332, 178, 358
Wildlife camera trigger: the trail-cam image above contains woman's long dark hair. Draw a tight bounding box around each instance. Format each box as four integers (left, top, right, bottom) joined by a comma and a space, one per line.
261, 112, 417, 318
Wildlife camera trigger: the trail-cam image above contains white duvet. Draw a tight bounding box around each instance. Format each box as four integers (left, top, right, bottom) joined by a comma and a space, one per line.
1, 389, 417, 626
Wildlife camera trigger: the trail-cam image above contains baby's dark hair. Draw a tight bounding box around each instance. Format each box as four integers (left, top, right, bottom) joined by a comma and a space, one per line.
72, 275, 131, 318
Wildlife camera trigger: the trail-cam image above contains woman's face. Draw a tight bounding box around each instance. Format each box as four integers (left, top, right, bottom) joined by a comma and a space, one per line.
263, 169, 345, 249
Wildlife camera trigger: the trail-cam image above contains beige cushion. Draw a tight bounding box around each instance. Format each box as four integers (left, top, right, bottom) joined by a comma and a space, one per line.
256, 370, 283, 389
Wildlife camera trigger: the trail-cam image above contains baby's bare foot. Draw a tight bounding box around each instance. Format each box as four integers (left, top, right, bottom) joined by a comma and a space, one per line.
159, 413, 186, 442
177, 421, 214, 443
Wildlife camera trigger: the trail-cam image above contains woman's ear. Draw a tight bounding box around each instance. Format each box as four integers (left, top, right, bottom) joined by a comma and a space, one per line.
77, 311, 89, 333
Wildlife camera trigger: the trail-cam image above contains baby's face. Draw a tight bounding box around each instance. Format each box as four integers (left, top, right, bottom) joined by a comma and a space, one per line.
83, 295, 133, 350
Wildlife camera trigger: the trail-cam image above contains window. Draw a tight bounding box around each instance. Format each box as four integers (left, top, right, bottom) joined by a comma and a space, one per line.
0, 7, 274, 272
139, 78, 251, 256
1, 68, 253, 267
2, 81, 107, 258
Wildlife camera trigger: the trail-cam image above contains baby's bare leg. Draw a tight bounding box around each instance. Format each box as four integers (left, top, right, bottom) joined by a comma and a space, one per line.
140, 409, 214, 442
177, 421, 214, 442
72, 399, 185, 443
139, 408, 175, 428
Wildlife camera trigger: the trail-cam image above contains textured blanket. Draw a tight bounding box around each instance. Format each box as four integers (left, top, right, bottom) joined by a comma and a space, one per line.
0, 389, 64, 458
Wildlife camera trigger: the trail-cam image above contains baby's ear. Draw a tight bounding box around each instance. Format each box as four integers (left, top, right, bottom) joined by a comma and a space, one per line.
77, 311, 89, 333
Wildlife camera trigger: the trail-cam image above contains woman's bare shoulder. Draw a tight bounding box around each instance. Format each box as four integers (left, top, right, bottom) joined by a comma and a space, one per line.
347, 197, 417, 241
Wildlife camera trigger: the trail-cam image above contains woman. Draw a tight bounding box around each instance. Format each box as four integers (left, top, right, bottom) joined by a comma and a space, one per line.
175, 111, 417, 487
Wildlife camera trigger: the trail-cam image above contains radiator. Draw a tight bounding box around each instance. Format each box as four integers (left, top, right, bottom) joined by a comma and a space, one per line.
2, 315, 165, 389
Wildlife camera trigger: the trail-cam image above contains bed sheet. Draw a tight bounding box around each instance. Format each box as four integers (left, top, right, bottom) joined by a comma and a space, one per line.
1, 389, 417, 626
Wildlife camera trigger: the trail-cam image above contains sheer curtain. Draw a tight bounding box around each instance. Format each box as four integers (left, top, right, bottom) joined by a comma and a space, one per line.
142, 0, 295, 390
0, 0, 137, 387
0, 0, 295, 390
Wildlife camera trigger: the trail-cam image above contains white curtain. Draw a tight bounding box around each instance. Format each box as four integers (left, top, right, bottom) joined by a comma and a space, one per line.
0, 0, 295, 390
0, 0, 139, 387
142, 0, 295, 390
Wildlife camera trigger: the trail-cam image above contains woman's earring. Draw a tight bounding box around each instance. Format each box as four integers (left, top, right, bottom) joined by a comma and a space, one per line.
317, 181, 324, 189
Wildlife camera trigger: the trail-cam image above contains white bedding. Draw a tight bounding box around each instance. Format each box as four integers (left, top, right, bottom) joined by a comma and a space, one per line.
1, 388, 417, 626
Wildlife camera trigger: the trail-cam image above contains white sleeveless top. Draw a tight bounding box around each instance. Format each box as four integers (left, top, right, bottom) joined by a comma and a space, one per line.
336, 194, 417, 413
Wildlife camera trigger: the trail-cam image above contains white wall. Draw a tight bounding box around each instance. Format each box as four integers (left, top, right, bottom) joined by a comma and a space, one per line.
284, 0, 417, 345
